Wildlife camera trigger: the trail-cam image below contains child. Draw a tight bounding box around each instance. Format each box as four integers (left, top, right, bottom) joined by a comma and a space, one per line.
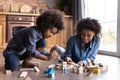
3, 10, 65, 71
64, 18, 101, 66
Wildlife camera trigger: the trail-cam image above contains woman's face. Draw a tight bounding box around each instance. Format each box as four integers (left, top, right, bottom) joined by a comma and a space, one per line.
80, 29, 95, 44
43, 27, 58, 38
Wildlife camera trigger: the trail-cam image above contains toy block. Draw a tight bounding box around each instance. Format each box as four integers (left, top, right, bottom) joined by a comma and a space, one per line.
92, 68, 101, 74
44, 68, 55, 78
44, 68, 55, 74
20, 68, 34, 71
73, 67, 78, 73
78, 66, 83, 74
24, 76, 31, 80
48, 64, 55, 68
62, 62, 67, 70
63, 67, 70, 73
5, 70, 12, 74
55, 64, 62, 70
83, 67, 89, 72
67, 64, 74, 72
19, 71, 28, 78
86, 70, 93, 77
69, 62, 79, 67
62, 62, 67, 67
34, 66, 40, 72
86, 65, 99, 69
100, 65, 108, 72
48, 73, 55, 78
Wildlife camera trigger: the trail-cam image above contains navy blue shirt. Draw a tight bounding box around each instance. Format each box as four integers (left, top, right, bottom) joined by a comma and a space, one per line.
65, 35, 100, 65
3, 26, 44, 58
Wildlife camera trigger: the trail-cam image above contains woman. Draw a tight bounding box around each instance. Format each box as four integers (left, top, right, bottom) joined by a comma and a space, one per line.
65, 18, 101, 66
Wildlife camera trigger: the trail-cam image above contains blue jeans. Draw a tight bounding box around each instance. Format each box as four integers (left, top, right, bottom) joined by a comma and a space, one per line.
4, 53, 29, 71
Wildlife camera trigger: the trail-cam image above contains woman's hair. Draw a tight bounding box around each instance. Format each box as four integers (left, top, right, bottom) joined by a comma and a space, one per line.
76, 18, 101, 37
36, 9, 65, 33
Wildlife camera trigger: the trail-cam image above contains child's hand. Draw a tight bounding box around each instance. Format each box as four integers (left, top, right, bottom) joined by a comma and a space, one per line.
50, 46, 56, 53
47, 53, 52, 60
39, 54, 48, 60
66, 57, 73, 63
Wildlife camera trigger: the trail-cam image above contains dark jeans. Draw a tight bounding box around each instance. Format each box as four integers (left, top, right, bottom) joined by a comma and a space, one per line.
4, 52, 29, 71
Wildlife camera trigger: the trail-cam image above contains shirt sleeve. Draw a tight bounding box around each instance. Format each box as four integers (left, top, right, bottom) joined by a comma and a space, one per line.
40, 49, 50, 56
26, 30, 42, 58
82, 37, 100, 65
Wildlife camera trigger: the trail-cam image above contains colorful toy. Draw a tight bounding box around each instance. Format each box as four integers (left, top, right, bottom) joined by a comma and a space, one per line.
44, 68, 55, 78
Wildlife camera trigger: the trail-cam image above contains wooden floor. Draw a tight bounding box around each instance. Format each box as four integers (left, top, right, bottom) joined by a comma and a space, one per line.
0, 51, 120, 80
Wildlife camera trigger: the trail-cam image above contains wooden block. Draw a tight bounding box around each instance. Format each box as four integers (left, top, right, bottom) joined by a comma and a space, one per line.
73, 67, 78, 73
100, 65, 108, 72
55, 64, 62, 70
19, 71, 28, 78
63, 67, 70, 73
68, 64, 74, 72
86, 65, 99, 69
48, 64, 55, 68
78, 66, 83, 74
5, 70, 12, 74
92, 68, 101, 74
34, 66, 40, 72
62, 62, 67, 67
20, 68, 34, 71
86, 71, 93, 77
24, 76, 31, 80
69, 62, 79, 67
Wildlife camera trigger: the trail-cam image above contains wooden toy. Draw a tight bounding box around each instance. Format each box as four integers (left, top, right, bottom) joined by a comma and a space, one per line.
92, 68, 101, 74
34, 66, 40, 72
48, 64, 55, 68
24, 76, 31, 80
63, 67, 70, 73
44, 68, 55, 78
5, 70, 11, 74
19, 71, 28, 78
78, 66, 83, 74
20, 68, 34, 71
86, 70, 93, 77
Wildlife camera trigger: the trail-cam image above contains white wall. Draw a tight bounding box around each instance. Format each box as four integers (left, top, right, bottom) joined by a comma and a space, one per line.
117, 0, 120, 57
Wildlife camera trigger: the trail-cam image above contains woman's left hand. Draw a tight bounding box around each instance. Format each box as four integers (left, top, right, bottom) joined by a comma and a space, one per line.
77, 61, 84, 66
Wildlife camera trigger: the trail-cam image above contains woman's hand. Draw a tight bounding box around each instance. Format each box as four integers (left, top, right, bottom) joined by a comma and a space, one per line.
77, 61, 84, 66
66, 57, 73, 63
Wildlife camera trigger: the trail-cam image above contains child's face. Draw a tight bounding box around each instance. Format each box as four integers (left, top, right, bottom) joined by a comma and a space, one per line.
80, 29, 95, 44
43, 27, 58, 38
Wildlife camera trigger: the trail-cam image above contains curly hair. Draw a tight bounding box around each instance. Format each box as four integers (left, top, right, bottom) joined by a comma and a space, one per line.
36, 10, 65, 33
76, 18, 101, 37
